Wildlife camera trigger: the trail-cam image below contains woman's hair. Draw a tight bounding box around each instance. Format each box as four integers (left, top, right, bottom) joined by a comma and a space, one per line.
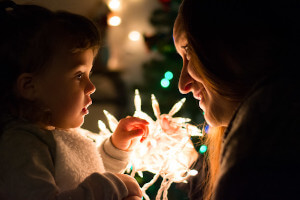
0, 1, 101, 127
179, 0, 299, 100
177, 0, 299, 199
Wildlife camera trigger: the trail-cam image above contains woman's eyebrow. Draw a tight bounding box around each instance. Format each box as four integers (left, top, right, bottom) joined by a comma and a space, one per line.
181, 45, 189, 53
181, 44, 188, 49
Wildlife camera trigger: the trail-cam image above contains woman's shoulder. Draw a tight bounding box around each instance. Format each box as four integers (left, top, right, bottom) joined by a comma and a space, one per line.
216, 74, 300, 200
235, 73, 299, 131
222, 73, 300, 164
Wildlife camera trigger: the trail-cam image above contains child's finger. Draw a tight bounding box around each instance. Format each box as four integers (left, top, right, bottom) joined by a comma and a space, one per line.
140, 126, 149, 142
128, 128, 144, 138
131, 124, 148, 141
119, 117, 149, 128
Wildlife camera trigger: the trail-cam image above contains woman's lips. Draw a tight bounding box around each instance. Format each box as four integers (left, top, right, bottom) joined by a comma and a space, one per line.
194, 87, 204, 101
199, 99, 204, 110
194, 89, 205, 110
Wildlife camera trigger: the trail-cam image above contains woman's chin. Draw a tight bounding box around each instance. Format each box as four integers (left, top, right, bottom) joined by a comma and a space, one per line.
198, 100, 204, 111
203, 114, 221, 128
199, 100, 208, 117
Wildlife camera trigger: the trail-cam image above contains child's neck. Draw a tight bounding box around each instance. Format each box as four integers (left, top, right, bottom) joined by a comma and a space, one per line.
45, 125, 56, 130
37, 122, 55, 131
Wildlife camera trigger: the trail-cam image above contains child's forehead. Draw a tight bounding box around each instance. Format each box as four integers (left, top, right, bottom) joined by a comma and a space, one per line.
51, 48, 95, 69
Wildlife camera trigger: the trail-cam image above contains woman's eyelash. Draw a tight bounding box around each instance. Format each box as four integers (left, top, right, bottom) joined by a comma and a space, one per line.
182, 45, 191, 60
181, 45, 189, 52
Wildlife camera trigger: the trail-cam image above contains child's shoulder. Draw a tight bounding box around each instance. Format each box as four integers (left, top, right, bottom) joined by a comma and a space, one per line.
0, 118, 57, 186
0, 118, 56, 152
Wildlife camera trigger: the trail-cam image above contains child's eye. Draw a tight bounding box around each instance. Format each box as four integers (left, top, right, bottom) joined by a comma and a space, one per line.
76, 72, 83, 80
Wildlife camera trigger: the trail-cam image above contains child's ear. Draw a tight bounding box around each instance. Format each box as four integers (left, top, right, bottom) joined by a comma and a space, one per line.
16, 73, 37, 100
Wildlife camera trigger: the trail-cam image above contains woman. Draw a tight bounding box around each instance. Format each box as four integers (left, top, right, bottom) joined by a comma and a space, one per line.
173, 0, 300, 199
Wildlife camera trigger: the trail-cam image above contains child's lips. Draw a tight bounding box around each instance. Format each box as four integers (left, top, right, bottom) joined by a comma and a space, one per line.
82, 107, 89, 114
82, 101, 92, 115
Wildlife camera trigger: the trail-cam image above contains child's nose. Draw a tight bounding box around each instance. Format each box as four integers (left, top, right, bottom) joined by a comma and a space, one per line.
86, 80, 96, 95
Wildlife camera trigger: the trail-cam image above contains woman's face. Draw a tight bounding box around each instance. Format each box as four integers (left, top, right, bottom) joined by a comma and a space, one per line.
173, 19, 238, 127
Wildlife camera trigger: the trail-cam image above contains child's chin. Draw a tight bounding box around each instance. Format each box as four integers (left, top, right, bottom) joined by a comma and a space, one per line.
56, 120, 83, 129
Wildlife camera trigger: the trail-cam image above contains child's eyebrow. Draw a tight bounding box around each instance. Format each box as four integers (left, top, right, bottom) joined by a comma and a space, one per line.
71, 63, 93, 69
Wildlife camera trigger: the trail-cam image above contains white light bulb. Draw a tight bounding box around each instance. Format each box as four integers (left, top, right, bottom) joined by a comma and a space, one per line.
108, 0, 121, 11
189, 169, 198, 176
128, 31, 141, 41
108, 16, 121, 26
94, 89, 203, 200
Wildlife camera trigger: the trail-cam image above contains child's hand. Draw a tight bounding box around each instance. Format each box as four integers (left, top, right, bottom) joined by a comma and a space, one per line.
112, 117, 149, 151
115, 174, 142, 198
123, 196, 142, 200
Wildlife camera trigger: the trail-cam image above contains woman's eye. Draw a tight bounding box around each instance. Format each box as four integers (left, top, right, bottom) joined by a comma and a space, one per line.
183, 45, 191, 61
186, 51, 191, 61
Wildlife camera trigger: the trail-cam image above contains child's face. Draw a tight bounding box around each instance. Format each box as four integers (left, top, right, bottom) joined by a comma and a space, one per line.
35, 48, 96, 129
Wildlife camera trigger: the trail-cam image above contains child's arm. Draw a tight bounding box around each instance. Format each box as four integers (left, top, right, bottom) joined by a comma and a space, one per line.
123, 196, 142, 200
0, 122, 141, 200
111, 116, 149, 151
98, 117, 148, 173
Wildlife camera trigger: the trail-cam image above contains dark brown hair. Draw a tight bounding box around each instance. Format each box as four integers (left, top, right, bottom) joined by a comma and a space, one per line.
0, 1, 101, 127
177, 0, 299, 199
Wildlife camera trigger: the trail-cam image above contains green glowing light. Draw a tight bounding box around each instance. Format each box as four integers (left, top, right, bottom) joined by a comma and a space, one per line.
199, 145, 207, 154
164, 71, 173, 80
160, 78, 170, 88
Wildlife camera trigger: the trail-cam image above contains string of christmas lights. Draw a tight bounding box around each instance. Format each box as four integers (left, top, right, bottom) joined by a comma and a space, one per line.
84, 89, 202, 200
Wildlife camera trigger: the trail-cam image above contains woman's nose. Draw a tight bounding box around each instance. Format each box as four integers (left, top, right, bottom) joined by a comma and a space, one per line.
178, 64, 193, 94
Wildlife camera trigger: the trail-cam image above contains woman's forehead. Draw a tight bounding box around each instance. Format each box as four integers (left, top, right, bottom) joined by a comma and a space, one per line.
173, 28, 187, 48
173, 16, 188, 42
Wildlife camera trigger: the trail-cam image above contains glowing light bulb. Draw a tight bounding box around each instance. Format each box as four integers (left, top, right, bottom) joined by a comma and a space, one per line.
168, 98, 185, 116
108, 15, 121, 26
98, 120, 106, 132
108, 0, 121, 11
199, 145, 208, 154
151, 94, 160, 118
160, 78, 170, 88
128, 31, 141, 41
164, 71, 173, 80
134, 89, 141, 112
189, 169, 198, 176
91, 89, 203, 200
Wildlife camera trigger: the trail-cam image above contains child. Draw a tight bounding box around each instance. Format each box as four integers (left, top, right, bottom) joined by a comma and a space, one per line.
0, 1, 148, 199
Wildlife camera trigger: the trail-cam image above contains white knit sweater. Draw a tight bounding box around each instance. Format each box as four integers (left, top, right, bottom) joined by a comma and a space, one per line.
0, 120, 133, 200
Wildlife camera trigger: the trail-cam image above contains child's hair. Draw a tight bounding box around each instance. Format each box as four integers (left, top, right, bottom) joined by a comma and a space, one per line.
0, 0, 101, 128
